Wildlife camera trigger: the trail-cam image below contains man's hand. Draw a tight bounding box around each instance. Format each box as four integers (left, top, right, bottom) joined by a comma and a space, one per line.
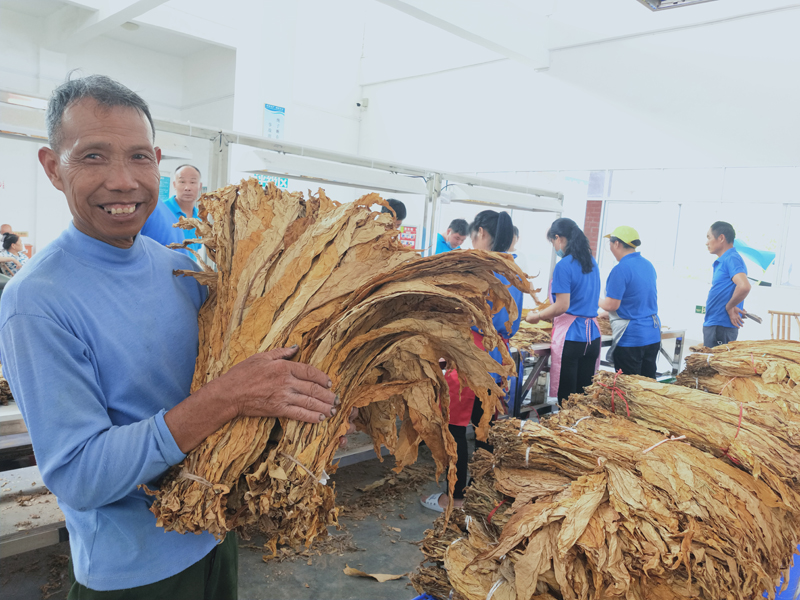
166, 346, 338, 453
526, 310, 541, 325
727, 306, 745, 328
339, 407, 359, 448
221, 346, 338, 423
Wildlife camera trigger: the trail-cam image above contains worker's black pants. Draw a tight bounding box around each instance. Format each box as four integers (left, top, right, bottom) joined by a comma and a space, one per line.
703, 325, 738, 348
557, 337, 601, 405
613, 342, 661, 379
449, 396, 494, 500
67, 533, 238, 600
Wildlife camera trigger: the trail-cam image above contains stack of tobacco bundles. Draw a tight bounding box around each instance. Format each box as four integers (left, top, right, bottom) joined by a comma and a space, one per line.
145, 179, 531, 548
677, 340, 800, 401
414, 371, 800, 599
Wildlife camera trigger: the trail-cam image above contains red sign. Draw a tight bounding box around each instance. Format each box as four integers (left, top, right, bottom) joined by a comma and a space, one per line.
398, 225, 417, 248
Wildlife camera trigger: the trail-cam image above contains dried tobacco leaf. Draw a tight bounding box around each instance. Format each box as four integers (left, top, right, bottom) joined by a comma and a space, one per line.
585, 370, 800, 510
145, 180, 532, 548
0, 363, 12, 406
414, 342, 800, 600
511, 321, 552, 348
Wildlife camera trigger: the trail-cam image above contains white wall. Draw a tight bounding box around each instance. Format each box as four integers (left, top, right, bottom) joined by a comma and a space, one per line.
355, 6, 800, 342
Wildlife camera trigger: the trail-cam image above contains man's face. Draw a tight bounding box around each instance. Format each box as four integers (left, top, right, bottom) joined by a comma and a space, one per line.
706, 229, 726, 255
445, 228, 466, 248
174, 166, 201, 205
38, 99, 161, 249
0, 225, 12, 235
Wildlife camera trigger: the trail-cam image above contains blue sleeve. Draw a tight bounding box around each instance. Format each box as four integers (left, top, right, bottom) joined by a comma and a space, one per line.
140, 203, 183, 248
0, 314, 186, 512
605, 264, 627, 300
728, 253, 747, 278
552, 259, 571, 295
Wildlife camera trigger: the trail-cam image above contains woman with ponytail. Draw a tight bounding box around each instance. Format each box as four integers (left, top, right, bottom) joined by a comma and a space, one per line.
526, 217, 601, 404
421, 210, 524, 513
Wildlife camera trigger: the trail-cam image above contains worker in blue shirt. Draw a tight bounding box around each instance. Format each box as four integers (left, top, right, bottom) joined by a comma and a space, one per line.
163, 164, 203, 253
526, 218, 600, 404
139, 199, 184, 249
3, 75, 345, 598
703, 221, 751, 347
599, 226, 661, 378
434, 219, 468, 254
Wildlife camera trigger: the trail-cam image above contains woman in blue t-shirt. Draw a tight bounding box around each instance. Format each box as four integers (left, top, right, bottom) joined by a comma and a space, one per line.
526, 218, 601, 404
599, 226, 661, 377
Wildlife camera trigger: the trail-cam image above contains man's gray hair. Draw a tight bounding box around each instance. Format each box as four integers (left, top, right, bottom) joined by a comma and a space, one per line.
45, 74, 156, 151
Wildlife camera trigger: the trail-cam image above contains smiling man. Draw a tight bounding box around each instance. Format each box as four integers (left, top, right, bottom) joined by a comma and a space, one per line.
0, 75, 346, 599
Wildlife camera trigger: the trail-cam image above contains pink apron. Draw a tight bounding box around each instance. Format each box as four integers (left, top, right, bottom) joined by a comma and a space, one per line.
547, 280, 601, 398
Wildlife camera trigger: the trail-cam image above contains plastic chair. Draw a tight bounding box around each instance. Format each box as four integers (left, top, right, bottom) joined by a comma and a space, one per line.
769, 311, 800, 341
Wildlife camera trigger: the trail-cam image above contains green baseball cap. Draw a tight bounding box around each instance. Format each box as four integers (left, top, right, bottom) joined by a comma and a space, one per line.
604, 225, 641, 247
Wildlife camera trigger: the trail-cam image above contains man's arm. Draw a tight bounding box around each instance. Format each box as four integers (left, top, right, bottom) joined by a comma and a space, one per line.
165, 346, 337, 453
726, 272, 751, 328
1, 316, 337, 510
599, 297, 621, 312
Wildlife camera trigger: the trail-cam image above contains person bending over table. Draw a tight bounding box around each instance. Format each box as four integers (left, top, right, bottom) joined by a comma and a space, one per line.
598, 226, 661, 378
526, 218, 600, 405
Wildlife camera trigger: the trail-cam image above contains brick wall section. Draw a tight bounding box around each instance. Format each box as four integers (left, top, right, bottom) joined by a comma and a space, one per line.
584, 200, 603, 258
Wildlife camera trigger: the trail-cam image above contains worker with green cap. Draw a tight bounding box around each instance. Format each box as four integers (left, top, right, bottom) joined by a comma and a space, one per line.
598, 226, 661, 377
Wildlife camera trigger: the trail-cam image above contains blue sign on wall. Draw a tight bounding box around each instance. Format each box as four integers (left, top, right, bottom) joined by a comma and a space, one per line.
158, 176, 170, 202
254, 173, 289, 189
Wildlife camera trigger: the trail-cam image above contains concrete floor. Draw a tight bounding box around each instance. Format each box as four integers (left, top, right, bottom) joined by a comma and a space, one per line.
1, 447, 446, 600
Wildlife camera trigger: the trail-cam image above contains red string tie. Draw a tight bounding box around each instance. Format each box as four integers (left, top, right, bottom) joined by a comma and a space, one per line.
487, 499, 506, 524
720, 402, 743, 465
599, 370, 630, 417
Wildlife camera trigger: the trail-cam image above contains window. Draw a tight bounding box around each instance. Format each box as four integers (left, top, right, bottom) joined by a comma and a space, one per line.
780, 206, 800, 288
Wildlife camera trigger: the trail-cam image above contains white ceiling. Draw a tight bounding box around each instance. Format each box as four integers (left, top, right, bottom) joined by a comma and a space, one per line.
101, 21, 215, 57
0, 0, 67, 17
0, 0, 221, 58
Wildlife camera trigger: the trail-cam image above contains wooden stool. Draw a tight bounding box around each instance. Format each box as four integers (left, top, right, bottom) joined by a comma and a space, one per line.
768, 311, 800, 341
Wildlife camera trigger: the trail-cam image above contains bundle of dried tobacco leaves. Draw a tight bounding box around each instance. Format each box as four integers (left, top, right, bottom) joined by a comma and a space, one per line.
677, 340, 800, 401
414, 409, 800, 600
511, 321, 552, 349
145, 180, 531, 547
586, 370, 800, 510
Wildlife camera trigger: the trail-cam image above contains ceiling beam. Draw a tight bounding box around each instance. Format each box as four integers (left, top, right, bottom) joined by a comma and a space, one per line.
45, 0, 171, 52
373, 0, 551, 70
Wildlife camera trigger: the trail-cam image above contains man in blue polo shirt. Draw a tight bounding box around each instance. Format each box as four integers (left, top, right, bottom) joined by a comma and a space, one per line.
703, 221, 751, 347
599, 226, 661, 377
434, 219, 468, 254
163, 164, 202, 253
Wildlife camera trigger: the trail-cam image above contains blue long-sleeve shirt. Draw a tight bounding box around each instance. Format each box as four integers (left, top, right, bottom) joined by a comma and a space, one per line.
0, 223, 217, 590
472, 261, 525, 384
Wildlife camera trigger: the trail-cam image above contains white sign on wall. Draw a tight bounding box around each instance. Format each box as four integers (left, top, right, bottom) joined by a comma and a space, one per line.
263, 104, 285, 140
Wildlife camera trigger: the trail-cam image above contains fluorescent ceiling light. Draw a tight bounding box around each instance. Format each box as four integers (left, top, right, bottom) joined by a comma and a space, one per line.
4, 93, 48, 111
636, 0, 719, 10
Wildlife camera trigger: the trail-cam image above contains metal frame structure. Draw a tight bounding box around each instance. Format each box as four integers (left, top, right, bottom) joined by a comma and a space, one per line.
151, 118, 564, 257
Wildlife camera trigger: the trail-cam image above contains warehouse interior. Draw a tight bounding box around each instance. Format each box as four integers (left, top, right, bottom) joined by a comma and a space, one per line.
1, 1, 800, 599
